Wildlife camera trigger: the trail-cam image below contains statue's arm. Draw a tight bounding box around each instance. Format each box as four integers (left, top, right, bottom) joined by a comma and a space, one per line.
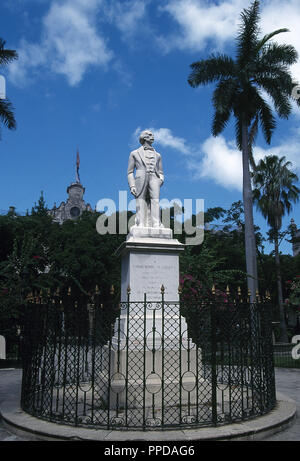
157, 154, 164, 185
127, 151, 136, 192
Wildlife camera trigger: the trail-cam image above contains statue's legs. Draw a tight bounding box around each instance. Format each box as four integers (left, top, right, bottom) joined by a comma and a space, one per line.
135, 174, 161, 228
135, 196, 149, 227
147, 174, 161, 227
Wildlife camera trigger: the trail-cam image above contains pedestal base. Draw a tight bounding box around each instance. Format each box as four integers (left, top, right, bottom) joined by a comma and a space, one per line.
116, 227, 184, 302
127, 226, 173, 241
96, 347, 201, 410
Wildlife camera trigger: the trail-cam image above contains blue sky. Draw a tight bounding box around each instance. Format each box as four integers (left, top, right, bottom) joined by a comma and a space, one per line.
1, 0, 300, 255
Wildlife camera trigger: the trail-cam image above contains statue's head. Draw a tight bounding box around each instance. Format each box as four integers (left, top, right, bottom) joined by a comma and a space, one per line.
139, 130, 154, 145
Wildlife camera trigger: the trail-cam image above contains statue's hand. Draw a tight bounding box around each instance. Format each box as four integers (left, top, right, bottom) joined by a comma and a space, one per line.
130, 186, 137, 197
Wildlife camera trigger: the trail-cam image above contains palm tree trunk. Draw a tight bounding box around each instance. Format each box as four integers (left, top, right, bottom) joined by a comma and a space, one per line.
241, 120, 258, 302
274, 231, 288, 343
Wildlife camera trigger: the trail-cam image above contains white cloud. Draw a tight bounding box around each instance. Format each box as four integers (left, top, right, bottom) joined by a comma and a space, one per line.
132, 126, 191, 154
157, 0, 244, 53
151, 127, 191, 155
43, 0, 112, 85
253, 140, 300, 172
189, 135, 243, 191
8, 40, 47, 86
104, 0, 149, 39
9, 0, 113, 86
192, 135, 300, 192
132, 126, 300, 191
158, 0, 300, 86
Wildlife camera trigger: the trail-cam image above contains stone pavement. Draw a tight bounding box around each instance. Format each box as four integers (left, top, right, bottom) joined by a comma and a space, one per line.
264, 368, 300, 441
0, 367, 299, 441
0, 369, 26, 441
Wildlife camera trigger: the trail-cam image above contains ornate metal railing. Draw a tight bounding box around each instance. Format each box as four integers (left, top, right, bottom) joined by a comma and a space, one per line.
20, 290, 276, 430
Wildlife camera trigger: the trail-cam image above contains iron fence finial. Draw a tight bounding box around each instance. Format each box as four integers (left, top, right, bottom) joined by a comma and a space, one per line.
256, 289, 261, 303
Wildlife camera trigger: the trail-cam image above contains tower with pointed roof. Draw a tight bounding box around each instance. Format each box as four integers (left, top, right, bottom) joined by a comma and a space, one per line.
48, 150, 93, 224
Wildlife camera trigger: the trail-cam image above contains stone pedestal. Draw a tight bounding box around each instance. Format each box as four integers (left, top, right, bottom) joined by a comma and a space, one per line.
117, 226, 185, 302
104, 226, 200, 412
114, 226, 186, 347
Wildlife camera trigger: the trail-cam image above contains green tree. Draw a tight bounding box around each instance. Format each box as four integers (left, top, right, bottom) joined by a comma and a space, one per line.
0, 38, 18, 138
31, 191, 48, 217
252, 155, 300, 341
187, 0, 298, 301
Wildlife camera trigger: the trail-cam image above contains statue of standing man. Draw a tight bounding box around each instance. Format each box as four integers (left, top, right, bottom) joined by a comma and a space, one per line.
127, 130, 164, 228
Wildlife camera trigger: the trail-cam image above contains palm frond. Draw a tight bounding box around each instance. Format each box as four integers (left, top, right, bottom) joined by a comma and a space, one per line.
255, 76, 292, 118
259, 42, 298, 67
0, 38, 18, 66
248, 116, 258, 169
212, 78, 237, 113
255, 95, 276, 144
256, 28, 289, 52
212, 108, 231, 137
0, 99, 17, 130
237, 0, 261, 65
254, 67, 293, 94
188, 54, 235, 87
249, 115, 258, 145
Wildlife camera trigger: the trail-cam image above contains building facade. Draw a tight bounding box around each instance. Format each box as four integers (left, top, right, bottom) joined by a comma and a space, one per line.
291, 219, 300, 257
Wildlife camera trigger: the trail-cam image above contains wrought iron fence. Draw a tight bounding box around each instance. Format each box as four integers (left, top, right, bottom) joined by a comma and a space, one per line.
273, 343, 300, 368
20, 290, 276, 430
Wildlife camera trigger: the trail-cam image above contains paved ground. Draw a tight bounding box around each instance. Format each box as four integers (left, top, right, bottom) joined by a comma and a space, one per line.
0, 368, 26, 441
0, 367, 299, 441
263, 368, 300, 441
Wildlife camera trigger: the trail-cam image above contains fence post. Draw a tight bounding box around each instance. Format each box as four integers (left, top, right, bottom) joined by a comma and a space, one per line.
0, 335, 6, 360
211, 301, 218, 426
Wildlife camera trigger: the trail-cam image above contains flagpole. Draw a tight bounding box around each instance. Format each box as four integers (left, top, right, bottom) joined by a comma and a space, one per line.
76, 148, 80, 183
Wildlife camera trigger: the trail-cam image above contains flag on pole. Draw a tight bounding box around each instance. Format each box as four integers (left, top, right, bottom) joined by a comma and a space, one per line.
76, 148, 80, 183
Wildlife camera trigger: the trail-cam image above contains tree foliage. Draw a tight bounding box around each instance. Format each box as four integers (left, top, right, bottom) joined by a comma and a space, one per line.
1, 195, 300, 344
188, 0, 299, 300
0, 38, 18, 138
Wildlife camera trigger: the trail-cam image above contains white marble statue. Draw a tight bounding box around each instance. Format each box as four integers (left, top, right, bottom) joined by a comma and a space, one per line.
127, 130, 164, 228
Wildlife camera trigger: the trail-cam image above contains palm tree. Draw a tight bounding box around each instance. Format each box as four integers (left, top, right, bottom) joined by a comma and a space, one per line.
252, 155, 300, 342
0, 38, 18, 137
187, 0, 299, 301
